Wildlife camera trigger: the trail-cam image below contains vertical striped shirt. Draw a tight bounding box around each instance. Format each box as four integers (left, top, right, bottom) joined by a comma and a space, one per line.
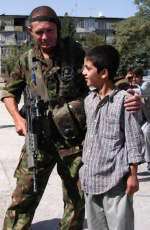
79, 89, 144, 194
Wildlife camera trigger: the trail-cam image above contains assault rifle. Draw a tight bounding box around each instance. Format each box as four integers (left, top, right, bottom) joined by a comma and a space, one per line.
24, 85, 46, 193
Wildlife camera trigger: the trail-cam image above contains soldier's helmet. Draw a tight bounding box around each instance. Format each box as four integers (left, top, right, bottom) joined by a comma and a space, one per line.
53, 100, 86, 146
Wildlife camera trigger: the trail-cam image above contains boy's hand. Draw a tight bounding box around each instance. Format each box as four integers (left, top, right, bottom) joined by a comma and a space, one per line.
126, 174, 139, 195
126, 163, 139, 195
124, 89, 141, 111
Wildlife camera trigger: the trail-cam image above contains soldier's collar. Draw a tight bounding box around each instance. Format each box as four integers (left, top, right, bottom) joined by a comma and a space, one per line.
32, 45, 54, 65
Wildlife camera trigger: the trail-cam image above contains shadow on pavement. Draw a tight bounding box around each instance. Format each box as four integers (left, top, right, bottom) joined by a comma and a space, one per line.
32, 218, 88, 229
138, 171, 150, 176
138, 177, 150, 182
84, 219, 88, 228
32, 218, 60, 230
138, 170, 150, 182
0, 125, 15, 129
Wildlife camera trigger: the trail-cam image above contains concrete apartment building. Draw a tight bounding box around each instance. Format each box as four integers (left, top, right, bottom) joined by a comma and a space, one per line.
0, 15, 29, 78
0, 14, 123, 79
72, 16, 123, 43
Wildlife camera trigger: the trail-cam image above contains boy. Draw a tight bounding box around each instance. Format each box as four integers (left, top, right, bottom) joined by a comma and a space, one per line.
79, 45, 145, 230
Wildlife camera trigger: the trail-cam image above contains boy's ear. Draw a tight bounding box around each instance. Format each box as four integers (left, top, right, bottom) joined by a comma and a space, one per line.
101, 68, 108, 80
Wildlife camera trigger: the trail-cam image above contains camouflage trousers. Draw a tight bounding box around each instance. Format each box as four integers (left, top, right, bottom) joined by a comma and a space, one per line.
3, 143, 85, 230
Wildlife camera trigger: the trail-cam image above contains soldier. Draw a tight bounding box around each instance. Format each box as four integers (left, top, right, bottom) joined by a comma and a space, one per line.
1, 6, 87, 230
0, 5, 141, 230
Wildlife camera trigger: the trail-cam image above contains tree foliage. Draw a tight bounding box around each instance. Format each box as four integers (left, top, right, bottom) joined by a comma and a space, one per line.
3, 43, 31, 75
77, 32, 106, 50
114, 3, 150, 75
134, 0, 150, 18
61, 13, 76, 39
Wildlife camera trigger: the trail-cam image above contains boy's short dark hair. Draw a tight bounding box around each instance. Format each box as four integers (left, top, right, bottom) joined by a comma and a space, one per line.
85, 45, 120, 81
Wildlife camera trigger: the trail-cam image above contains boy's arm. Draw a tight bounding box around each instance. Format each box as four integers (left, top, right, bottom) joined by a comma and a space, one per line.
124, 107, 145, 195
126, 164, 139, 195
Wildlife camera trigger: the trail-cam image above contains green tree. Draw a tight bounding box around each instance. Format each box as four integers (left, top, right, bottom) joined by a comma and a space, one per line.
134, 0, 150, 18
78, 32, 105, 49
3, 42, 31, 75
3, 46, 18, 75
61, 12, 76, 39
114, 14, 150, 75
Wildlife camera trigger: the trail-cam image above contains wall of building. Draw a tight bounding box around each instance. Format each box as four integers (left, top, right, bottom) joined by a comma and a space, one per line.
0, 14, 124, 76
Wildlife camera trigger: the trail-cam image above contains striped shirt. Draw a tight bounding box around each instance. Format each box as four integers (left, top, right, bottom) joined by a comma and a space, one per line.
79, 89, 144, 194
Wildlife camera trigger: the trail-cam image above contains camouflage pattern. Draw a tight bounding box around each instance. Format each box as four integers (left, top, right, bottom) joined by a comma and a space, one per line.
1, 38, 87, 230
115, 77, 130, 90
58, 154, 85, 230
53, 100, 86, 147
3, 142, 84, 230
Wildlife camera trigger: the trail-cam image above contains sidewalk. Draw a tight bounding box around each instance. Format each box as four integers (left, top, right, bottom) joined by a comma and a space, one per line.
0, 101, 150, 230
0, 101, 63, 230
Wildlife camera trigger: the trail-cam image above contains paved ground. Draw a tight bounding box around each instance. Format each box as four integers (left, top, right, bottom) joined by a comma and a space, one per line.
0, 100, 64, 230
0, 98, 150, 230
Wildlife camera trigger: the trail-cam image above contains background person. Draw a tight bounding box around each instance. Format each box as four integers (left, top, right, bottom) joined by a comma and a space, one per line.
125, 68, 135, 87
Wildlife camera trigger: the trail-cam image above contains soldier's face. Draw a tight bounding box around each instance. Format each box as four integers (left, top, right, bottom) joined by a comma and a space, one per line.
29, 21, 58, 51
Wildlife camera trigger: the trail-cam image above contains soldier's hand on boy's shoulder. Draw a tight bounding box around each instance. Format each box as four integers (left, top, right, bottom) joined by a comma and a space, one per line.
126, 174, 139, 195
124, 89, 141, 112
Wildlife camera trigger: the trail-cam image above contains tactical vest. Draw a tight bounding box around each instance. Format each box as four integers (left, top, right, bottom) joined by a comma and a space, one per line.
27, 38, 87, 147
28, 37, 86, 108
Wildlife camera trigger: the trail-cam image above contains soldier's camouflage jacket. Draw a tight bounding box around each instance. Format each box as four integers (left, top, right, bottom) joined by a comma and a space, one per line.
1, 37, 88, 150
1, 37, 87, 102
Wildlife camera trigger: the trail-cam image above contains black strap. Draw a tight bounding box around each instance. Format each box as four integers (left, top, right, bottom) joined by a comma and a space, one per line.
30, 16, 58, 23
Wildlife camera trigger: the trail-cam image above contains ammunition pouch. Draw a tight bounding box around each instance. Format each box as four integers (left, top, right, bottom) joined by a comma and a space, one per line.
59, 66, 79, 100
58, 145, 82, 157
52, 99, 86, 147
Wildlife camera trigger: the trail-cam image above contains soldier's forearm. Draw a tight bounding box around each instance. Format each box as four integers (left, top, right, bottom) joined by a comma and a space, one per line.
3, 97, 22, 123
